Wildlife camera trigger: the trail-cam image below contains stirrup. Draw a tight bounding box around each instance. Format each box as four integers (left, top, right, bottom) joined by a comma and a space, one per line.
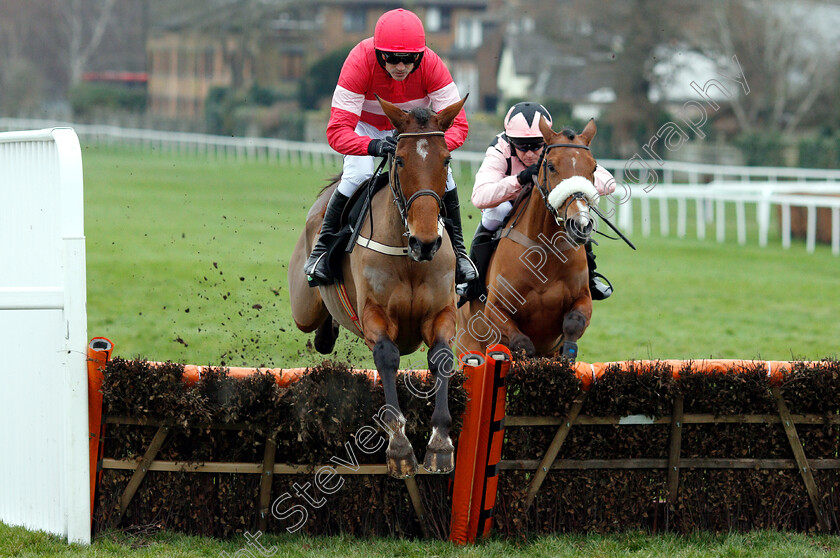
305, 252, 333, 287
590, 272, 613, 301
455, 252, 478, 284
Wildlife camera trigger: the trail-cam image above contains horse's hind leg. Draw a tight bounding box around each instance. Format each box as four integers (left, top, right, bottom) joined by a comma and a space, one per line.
423, 338, 455, 473
372, 336, 417, 478
313, 317, 339, 354
289, 224, 330, 333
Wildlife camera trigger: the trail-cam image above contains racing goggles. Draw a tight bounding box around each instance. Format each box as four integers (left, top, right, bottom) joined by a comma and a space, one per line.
379, 51, 422, 66
511, 139, 545, 152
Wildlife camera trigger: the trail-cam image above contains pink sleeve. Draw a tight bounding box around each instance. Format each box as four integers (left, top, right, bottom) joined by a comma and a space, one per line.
594, 165, 616, 195
471, 147, 522, 209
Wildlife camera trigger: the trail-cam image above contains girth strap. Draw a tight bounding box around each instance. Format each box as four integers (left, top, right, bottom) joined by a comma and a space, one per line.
501, 227, 577, 253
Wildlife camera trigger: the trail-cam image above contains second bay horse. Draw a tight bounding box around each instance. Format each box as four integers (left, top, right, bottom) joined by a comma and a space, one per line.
457, 118, 601, 361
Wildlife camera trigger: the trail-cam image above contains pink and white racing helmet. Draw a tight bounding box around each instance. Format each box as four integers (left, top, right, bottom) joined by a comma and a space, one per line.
504, 102, 552, 139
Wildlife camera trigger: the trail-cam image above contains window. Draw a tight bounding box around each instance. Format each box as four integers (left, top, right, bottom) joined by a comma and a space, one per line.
343, 7, 366, 32
426, 7, 451, 32
455, 18, 482, 49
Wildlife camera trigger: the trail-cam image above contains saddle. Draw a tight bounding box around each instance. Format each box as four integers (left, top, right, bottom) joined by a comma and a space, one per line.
483, 182, 535, 253
321, 173, 390, 283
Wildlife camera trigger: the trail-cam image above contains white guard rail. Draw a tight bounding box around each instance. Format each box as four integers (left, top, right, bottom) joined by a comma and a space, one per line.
0, 128, 90, 544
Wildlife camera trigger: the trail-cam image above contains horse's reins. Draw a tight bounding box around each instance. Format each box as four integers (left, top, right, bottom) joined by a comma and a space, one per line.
388, 131, 446, 232
533, 142, 636, 250
353, 131, 447, 255
534, 142, 592, 227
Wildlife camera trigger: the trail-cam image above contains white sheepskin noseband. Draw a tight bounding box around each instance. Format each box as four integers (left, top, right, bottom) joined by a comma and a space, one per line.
547, 176, 600, 210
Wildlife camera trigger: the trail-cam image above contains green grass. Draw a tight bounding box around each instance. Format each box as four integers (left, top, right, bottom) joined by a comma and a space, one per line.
83, 144, 839, 368
2, 522, 839, 557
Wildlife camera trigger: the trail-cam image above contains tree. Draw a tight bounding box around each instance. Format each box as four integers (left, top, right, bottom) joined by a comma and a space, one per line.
56, 0, 119, 86
697, 0, 840, 134
526, 0, 707, 157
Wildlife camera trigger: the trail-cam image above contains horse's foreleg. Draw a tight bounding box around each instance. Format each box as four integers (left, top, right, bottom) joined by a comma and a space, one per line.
423, 339, 455, 473
373, 337, 417, 478
561, 298, 592, 362
477, 291, 536, 356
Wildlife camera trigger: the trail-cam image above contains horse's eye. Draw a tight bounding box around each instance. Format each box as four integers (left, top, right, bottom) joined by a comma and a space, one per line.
444, 157, 452, 167
546, 162, 556, 173
395, 157, 405, 168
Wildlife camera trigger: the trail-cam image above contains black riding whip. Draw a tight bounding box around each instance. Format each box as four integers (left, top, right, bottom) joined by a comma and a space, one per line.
346, 156, 388, 252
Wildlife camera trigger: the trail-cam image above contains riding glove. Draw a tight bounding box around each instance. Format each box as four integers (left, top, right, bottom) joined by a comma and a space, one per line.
368, 136, 398, 158
517, 164, 539, 185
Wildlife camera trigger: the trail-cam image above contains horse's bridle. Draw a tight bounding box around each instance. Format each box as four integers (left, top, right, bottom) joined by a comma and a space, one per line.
388, 131, 447, 231
534, 142, 593, 227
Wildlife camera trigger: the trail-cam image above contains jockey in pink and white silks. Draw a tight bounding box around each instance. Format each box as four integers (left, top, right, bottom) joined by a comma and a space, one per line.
304, 8, 477, 287
458, 102, 616, 302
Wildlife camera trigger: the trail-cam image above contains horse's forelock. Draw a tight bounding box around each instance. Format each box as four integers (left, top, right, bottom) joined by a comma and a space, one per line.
408, 107, 432, 127
560, 128, 576, 140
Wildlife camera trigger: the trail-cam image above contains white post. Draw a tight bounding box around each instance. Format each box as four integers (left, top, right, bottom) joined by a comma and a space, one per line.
659, 198, 669, 237
0, 128, 89, 544
781, 204, 791, 249
806, 205, 817, 254
736, 201, 746, 245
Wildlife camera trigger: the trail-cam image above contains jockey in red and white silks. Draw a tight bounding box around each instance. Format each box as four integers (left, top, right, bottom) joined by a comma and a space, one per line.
305, 8, 476, 287
327, 39, 468, 196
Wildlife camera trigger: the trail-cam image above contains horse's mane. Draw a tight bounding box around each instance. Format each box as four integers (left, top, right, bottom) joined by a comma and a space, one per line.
318, 174, 342, 197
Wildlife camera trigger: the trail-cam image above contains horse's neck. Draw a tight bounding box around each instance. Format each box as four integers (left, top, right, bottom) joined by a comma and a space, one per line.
366, 188, 408, 244
517, 193, 562, 239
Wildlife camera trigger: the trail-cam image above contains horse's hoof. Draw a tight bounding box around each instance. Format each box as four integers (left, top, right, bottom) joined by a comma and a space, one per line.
423, 448, 454, 474
561, 340, 578, 362
511, 336, 536, 358
387, 452, 418, 479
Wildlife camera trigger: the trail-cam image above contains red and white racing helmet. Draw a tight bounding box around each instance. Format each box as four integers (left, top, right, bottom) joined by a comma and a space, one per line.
374, 9, 425, 71
504, 102, 553, 139
374, 9, 425, 52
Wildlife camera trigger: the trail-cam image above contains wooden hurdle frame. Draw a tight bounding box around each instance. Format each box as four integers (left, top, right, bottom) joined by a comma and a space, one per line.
87, 339, 838, 540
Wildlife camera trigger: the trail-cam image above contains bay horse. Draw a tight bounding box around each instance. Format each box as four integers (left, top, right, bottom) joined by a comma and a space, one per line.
289, 96, 467, 478
457, 118, 600, 361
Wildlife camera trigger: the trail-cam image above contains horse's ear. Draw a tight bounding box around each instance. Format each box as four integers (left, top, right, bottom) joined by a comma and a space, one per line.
377, 94, 411, 130
436, 94, 468, 132
539, 115, 555, 143
579, 119, 597, 146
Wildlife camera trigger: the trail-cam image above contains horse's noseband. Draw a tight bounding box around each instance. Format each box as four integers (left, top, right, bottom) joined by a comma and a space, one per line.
536, 143, 593, 227
389, 131, 447, 231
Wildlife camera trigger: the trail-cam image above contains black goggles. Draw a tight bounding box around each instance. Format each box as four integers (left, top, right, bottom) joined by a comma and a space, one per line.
380, 51, 421, 65
511, 140, 545, 152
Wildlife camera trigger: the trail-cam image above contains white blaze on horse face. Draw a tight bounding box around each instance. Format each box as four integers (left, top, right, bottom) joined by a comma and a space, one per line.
572, 156, 576, 170
416, 139, 429, 160
571, 198, 591, 229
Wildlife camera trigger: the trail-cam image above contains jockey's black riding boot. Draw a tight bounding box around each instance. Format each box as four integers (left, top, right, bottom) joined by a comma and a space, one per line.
442, 189, 478, 284
304, 190, 350, 287
456, 223, 494, 301
585, 241, 613, 300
